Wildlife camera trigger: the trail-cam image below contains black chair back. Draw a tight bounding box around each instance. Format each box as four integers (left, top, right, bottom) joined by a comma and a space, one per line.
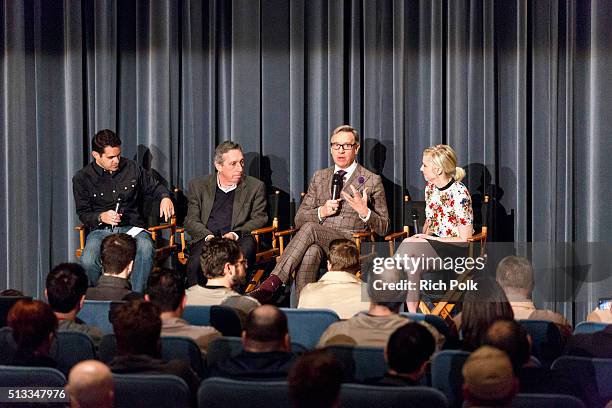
0, 296, 31, 327
50, 331, 96, 376
198, 378, 289, 408
340, 384, 449, 408
114, 373, 191, 408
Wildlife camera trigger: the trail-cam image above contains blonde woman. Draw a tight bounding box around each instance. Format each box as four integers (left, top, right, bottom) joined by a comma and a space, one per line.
398, 144, 474, 312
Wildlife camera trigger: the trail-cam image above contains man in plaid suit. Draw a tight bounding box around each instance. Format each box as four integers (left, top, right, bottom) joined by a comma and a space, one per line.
251, 125, 389, 303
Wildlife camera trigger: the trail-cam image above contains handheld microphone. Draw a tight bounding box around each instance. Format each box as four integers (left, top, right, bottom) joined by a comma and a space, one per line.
412, 211, 419, 234
112, 194, 125, 232
331, 173, 343, 200
114, 194, 125, 214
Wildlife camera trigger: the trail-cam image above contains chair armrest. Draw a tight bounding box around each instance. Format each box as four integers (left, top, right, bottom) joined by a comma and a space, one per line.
467, 231, 486, 242
384, 231, 408, 241
148, 222, 176, 233
74, 224, 85, 232
251, 225, 277, 235
275, 228, 298, 237
352, 231, 373, 239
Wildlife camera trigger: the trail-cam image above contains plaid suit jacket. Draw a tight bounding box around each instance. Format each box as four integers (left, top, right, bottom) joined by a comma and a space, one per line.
294, 164, 389, 236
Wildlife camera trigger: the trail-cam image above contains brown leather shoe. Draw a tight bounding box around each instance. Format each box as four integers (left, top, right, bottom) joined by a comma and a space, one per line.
248, 274, 283, 304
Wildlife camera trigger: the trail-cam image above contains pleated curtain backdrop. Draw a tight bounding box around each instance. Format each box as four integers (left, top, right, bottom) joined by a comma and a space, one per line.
1, 0, 611, 322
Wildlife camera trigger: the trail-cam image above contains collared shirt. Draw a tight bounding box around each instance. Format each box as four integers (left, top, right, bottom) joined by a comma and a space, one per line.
72, 157, 170, 229
318, 161, 371, 221
509, 300, 569, 326
161, 317, 221, 354
298, 271, 370, 319
317, 313, 444, 350
217, 175, 238, 193
85, 275, 141, 301
334, 161, 358, 183
185, 284, 260, 324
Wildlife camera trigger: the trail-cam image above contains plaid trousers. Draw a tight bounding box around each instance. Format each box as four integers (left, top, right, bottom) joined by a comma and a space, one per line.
271, 221, 351, 298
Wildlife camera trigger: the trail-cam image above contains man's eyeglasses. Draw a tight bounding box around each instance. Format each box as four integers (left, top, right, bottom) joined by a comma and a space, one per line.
330, 143, 357, 151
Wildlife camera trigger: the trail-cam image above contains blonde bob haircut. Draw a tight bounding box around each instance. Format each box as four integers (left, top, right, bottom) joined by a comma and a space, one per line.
423, 144, 466, 182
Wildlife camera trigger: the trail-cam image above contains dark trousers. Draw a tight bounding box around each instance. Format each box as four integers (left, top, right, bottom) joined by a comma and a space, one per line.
187, 235, 257, 287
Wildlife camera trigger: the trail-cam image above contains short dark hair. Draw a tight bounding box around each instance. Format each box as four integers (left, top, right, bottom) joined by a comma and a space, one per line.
200, 238, 242, 279
367, 262, 408, 313
328, 240, 360, 274
8, 300, 57, 349
146, 268, 185, 312
483, 319, 531, 372
101, 233, 137, 275
288, 349, 343, 408
111, 300, 161, 356
92, 129, 121, 154
46, 263, 88, 313
387, 322, 435, 374
244, 306, 288, 345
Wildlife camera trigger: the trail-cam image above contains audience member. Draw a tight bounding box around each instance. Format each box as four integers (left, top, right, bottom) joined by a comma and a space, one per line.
564, 323, 612, 358
108, 300, 200, 395
586, 298, 612, 323
66, 360, 114, 408
483, 319, 582, 400
73, 129, 174, 292
86, 233, 142, 301
183, 140, 267, 287
453, 276, 514, 351
145, 268, 220, 354
46, 263, 103, 345
3, 299, 57, 367
0, 289, 29, 328
0, 289, 24, 296
462, 346, 518, 408
185, 237, 259, 321
288, 349, 343, 408
317, 263, 442, 348
368, 322, 435, 386
298, 239, 370, 319
210, 305, 298, 380
496, 256, 570, 336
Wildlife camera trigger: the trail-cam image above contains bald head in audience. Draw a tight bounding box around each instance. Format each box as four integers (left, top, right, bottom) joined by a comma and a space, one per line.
67, 360, 114, 408
242, 305, 290, 353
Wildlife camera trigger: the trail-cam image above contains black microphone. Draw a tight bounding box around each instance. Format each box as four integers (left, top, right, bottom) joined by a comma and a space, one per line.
331, 173, 343, 200
412, 210, 419, 234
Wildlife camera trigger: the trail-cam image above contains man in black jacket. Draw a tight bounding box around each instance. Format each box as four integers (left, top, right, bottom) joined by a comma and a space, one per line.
86, 233, 142, 301
210, 305, 297, 380
73, 129, 174, 292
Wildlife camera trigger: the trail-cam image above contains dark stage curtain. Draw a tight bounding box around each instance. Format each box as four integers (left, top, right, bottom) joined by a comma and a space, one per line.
1, 0, 610, 322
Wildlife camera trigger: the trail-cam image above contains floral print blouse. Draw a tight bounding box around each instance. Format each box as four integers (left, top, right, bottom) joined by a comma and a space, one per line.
424, 180, 473, 238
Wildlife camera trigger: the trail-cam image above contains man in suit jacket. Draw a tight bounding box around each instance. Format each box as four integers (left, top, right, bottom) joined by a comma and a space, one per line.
252, 125, 389, 303
184, 141, 268, 286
